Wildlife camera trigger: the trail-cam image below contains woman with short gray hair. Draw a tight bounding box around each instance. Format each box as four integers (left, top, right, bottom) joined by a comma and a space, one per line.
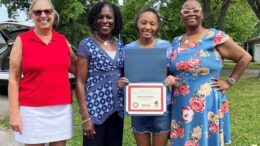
8, 0, 76, 145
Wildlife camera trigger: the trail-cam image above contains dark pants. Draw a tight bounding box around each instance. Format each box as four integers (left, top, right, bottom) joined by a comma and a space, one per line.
83, 112, 124, 146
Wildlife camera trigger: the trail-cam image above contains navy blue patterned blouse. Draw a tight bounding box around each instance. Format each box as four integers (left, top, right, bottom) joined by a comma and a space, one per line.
77, 37, 124, 125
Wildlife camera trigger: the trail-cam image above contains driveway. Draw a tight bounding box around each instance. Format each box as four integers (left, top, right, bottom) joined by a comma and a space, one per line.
221, 69, 259, 77
0, 95, 9, 119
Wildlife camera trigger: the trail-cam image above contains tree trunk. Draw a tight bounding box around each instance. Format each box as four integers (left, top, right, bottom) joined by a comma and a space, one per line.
247, 0, 260, 20
70, 19, 77, 47
201, 0, 213, 28
218, 0, 231, 31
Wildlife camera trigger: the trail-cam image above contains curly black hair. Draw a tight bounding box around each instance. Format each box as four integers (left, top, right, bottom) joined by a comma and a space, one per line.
135, 8, 161, 35
87, 2, 123, 36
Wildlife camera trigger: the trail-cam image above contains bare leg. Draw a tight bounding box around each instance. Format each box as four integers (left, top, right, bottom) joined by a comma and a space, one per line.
134, 132, 151, 146
152, 131, 169, 146
49, 140, 66, 146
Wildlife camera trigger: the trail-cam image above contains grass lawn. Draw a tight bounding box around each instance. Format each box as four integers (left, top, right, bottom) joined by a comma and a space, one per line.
226, 77, 260, 145
0, 116, 9, 128
67, 77, 260, 146
1, 77, 259, 145
224, 62, 260, 69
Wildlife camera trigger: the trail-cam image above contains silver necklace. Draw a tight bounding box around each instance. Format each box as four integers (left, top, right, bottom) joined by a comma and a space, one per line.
95, 34, 113, 46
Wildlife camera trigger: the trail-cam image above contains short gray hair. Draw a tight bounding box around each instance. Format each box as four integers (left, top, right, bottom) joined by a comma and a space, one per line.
29, 0, 60, 24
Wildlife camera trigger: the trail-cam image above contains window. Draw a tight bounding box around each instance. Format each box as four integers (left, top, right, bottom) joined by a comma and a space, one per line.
0, 33, 7, 54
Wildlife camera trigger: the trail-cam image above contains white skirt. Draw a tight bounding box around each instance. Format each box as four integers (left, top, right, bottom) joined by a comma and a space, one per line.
15, 104, 73, 144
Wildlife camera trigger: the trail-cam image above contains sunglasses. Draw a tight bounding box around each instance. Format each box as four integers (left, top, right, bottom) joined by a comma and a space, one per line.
181, 8, 202, 15
32, 9, 53, 16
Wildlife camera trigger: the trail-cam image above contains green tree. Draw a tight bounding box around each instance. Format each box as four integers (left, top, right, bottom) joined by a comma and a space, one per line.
225, 0, 259, 41
247, 0, 260, 20
120, 0, 154, 43
217, 0, 231, 31
157, 0, 185, 41
151, 0, 258, 42
247, 0, 260, 36
0, 0, 87, 46
0, 0, 259, 44
53, 0, 85, 46
200, 0, 259, 41
0, 0, 30, 19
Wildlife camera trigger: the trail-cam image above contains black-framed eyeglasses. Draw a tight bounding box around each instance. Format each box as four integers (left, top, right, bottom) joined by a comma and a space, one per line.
32, 9, 53, 16
181, 8, 202, 15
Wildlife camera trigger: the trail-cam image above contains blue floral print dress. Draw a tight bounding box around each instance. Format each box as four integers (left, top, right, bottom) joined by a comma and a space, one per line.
77, 37, 124, 125
169, 29, 231, 146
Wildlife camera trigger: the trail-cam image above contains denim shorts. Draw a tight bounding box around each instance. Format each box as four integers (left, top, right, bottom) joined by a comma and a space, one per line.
131, 106, 171, 134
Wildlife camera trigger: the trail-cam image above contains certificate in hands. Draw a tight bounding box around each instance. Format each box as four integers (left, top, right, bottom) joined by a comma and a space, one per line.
125, 83, 166, 115
124, 48, 167, 116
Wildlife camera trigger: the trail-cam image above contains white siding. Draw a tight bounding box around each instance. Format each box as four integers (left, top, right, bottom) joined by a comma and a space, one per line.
254, 44, 260, 62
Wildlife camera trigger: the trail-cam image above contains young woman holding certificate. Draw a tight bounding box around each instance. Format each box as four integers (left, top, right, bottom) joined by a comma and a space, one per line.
76, 2, 124, 146
119, 8, 175, 146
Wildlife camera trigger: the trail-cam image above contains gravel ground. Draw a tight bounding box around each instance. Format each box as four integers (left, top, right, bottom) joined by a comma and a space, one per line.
0, 95, 22, 146
0, 127, 22, 146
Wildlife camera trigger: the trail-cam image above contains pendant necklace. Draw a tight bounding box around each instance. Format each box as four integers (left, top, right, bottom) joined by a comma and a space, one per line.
182, 34, 198, 49
184, 39, 190, 44
95, 34, 113, 46
183, 34, 193, 44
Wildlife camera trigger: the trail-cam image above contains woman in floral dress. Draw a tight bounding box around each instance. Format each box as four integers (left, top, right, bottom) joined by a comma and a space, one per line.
169, 0, 252, 145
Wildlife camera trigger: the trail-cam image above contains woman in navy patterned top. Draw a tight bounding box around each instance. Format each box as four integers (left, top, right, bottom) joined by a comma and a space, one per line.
76, 2, 124, 146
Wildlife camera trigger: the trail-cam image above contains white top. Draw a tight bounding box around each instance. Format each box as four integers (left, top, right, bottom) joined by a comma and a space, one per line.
105, 50, 116, 59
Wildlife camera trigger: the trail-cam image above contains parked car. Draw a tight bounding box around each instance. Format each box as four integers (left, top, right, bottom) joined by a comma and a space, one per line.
0, 21, 75, 95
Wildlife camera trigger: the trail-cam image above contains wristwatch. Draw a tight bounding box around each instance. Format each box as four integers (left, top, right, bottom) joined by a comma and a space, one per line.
227, 77, 236, 85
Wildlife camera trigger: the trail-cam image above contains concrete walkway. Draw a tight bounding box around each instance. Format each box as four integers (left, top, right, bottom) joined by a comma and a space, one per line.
221, 69, 259, 77
0, 127, 22, 146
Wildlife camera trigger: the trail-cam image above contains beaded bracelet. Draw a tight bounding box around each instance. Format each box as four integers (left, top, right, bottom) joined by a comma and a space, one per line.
81, 117, 92, 125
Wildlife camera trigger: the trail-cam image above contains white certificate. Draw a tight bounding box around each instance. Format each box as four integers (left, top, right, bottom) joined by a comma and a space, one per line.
125, 83, 166, 116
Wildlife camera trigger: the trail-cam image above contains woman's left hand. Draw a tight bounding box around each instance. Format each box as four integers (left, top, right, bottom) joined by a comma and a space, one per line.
211, 77, 231, 91
82, 119, 96, 139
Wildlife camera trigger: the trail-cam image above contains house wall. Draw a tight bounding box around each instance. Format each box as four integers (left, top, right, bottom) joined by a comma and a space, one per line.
253, 40, 260, 62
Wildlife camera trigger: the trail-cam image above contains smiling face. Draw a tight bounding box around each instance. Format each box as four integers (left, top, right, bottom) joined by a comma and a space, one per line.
181, 0, 203, 29
137, 11, 159, 40
96, 5, 115, 37
31, 0, 54, 30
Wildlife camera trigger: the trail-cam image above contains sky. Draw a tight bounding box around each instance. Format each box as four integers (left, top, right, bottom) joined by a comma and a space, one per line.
0, 0, 123, 22
0, 5, 28, 22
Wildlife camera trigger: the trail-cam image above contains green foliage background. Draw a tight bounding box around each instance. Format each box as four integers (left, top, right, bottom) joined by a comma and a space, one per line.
0, 0, 259, 46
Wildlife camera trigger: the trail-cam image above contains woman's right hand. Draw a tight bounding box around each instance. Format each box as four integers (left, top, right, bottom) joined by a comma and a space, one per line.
9, 113, 23, 134
82, 119, 96, 139
164, 75, 176, 86
118, 77, 129, 89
